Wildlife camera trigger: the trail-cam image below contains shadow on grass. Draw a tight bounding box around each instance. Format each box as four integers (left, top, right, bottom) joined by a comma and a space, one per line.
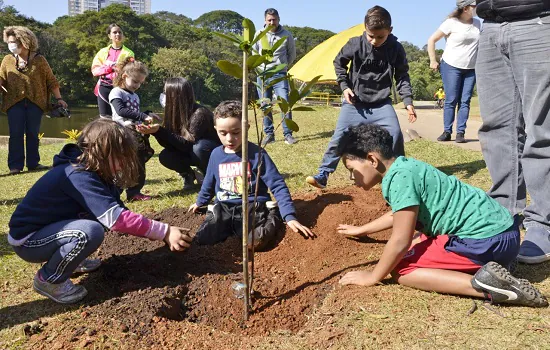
514, 261, 550, 284
0, 197, 24, 206
437, 159, 487, 179
293, 130, 335, 143
0, 240, 241, 331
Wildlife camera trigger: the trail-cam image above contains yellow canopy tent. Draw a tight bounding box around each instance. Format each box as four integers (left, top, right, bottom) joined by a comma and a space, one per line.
289, 24, 365, 83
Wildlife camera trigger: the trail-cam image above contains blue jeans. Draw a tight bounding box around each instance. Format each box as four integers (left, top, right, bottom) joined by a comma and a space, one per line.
439, 60, 476, 134
12, 219, 105, 283
318, 101, 404, 174
256, 72, 292, 137
476, 16, 550, 229
159, 138, 220, 174
7, 99, 43, 170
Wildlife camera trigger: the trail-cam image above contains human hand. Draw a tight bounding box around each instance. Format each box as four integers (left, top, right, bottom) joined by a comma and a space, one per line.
136, 123, 159, 134
287, 220, 316, 238
406, 105, 417, 123
337, 224, 367, 237
163, 226, 193, 252
144, 116, 154, 124
188, 203, 200, 213
148, 113, 162, 122
57, 99, 68, 109
429, 61, 439, 71
343, 88, 356, 104
339, 270, 379, 287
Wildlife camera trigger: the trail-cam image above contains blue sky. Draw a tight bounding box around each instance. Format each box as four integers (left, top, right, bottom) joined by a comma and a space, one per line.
4, 0, 453, 48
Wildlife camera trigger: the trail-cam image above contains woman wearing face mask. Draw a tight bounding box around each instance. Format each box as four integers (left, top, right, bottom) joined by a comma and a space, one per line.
427, 0, 480, 144
0, 26, 67, 175
91, 24, 134, 118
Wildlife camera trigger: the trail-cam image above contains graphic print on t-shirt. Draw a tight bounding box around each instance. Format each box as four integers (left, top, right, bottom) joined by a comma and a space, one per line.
217, 161, 251, 201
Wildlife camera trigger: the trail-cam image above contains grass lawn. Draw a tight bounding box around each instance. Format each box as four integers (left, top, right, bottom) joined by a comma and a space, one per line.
1, 106, 549, 349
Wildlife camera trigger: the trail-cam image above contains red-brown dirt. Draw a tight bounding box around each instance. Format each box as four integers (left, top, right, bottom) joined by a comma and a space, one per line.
18, 186, 392, 349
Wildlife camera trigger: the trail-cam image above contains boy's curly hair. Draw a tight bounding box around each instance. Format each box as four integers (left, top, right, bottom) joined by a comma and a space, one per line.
364, 6, 392, 31
213, 100, 242, 124
113, 57, 148, 87
336, 124, 395, 160
3, 26, 39, 52
77, 118, 139, 188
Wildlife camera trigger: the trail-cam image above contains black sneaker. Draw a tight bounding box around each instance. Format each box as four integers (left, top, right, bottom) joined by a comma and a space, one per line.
181, 172, 196, 190
437, 131, 451, 142
471, 262, 548, 307
455, 133, 466, 143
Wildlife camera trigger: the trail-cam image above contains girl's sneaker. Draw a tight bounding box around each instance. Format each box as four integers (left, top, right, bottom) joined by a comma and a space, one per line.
33, 273, 88, 304
128, 193, 152, 201
73, 258, 102, 274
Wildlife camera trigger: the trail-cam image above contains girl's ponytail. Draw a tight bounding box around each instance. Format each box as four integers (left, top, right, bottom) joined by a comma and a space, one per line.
113, 57, 148, 87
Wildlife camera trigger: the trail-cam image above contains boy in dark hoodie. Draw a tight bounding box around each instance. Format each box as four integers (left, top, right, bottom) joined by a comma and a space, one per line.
307, 5, 417, 189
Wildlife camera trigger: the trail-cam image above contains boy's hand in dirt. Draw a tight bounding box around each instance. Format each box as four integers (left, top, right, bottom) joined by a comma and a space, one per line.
343, 88, 356, 104
287, 220, 316, 238
339, 270, 378, 287
164, 226, 192, 252
337, 224, 367, 237
406, 105, 417, 123
188, 203, 200, 213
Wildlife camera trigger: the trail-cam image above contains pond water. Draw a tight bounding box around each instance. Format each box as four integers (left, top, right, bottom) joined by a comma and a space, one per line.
0, 106, 161, 138
0, 107, 99, 138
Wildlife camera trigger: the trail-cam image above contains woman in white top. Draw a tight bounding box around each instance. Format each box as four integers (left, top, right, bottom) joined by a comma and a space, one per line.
427, 0, 480, 143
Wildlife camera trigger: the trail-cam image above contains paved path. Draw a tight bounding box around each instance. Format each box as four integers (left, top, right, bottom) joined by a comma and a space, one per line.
395, 101, 482, 152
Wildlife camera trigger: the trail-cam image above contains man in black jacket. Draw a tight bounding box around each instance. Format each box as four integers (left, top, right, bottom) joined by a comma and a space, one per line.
306, 5, 417, 189
475, 0, 550, 264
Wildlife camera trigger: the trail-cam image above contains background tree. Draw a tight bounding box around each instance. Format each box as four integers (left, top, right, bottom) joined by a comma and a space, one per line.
194, 10, 244, 33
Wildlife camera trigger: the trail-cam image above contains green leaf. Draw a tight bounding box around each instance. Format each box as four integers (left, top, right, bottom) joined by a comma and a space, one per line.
299, 75, 323, 98
242, 18, 255, 42
260, 33, 270, 50
288, 75, 296, 91
251, 25, 273, 47
270, 36, 287, 52
265, 75, 288, 90
214, 32, 241, 44
284, 118, 299, 132
239, 41, 252, 52
260, 63, 287, 76
246, 55, 266, 69
292, 106, 315, 112
289, 89, 301, 106
217, 60, 243, 79
277, 96, 289, 114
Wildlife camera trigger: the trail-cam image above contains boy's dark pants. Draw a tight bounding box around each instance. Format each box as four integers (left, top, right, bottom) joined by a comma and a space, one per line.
195, 202, 282, 251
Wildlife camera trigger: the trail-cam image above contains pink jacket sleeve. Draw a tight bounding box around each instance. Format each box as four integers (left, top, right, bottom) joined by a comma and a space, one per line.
91, 64, 114, 77
111, 209, 168, 241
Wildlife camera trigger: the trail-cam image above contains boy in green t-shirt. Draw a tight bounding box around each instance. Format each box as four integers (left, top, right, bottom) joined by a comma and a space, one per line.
335, 124, 547, 307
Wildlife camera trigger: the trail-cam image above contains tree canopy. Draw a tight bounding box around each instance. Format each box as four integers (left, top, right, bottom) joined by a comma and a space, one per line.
0, 5, 447, 106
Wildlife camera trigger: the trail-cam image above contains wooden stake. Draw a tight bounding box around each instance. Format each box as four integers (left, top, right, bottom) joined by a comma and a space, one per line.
241, 50, 250, 321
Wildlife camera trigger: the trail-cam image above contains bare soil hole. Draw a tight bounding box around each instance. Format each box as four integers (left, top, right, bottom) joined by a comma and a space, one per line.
79, 186, 390, 336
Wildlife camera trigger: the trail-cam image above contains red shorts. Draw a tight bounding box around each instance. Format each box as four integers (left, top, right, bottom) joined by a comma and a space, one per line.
394, 234, 482, 276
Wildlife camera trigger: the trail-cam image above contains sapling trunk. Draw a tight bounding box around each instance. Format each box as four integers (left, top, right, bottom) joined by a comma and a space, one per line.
241, 50, 250, 321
